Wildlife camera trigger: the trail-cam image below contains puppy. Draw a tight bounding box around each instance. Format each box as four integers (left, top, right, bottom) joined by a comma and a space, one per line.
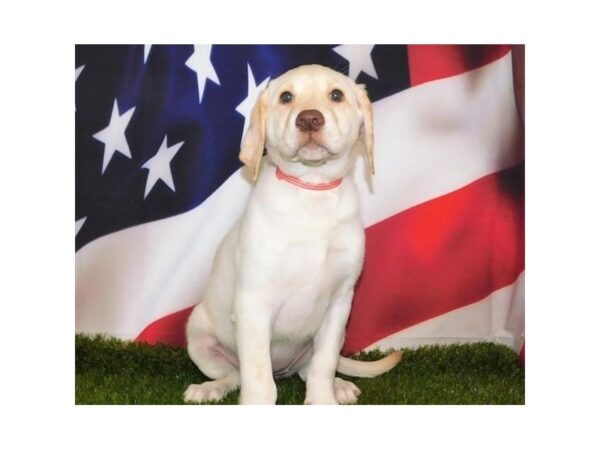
184, 64, 401, 405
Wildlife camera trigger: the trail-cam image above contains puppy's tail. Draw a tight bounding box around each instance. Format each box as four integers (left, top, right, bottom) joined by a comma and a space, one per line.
336, 351, 403, 378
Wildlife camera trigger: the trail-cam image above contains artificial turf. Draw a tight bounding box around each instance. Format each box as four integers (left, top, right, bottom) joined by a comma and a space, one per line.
75, 334, 524, 405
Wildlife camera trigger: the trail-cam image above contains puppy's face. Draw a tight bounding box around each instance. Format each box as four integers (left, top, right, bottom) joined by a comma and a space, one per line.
265, 65, 365, 168
240, 64, 373, 181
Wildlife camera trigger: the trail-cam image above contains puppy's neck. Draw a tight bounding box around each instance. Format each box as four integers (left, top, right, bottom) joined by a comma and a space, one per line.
275, 166, 343, 191
267, 151, 357, 185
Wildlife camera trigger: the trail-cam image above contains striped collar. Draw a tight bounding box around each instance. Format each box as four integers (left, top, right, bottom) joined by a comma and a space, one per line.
275, 166, 343, 191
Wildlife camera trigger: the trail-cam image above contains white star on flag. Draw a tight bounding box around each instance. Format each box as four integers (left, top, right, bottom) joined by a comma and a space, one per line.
141, 136, 184, 198
92, 99, 136, 174
75, 217, 87, 237
75, 65, 85, 111
185, 45, 220, 104
144, 45, 152, 64
236, 64, 270, 141
75, 65, 85, 82
333, 45, 379, 81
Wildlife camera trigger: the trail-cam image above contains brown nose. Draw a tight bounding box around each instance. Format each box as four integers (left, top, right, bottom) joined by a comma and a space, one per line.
295, 109, 325, 133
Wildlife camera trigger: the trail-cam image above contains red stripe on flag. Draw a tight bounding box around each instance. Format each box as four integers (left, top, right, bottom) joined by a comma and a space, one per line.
136, 307, 192, 347
136, 163, 524, 352
407, 45, 512, 87
342, 163, 524, 354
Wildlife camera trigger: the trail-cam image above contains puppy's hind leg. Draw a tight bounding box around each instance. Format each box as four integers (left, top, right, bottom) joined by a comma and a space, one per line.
184, 331, 240, 403
184, 309, 240, 404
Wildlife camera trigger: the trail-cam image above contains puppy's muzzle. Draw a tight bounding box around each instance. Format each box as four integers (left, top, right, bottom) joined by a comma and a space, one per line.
295, 109, 325, 133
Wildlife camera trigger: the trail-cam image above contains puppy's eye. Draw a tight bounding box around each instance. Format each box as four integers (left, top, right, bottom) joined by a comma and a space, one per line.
330, 89, 344, 102
279, 91, 293, 104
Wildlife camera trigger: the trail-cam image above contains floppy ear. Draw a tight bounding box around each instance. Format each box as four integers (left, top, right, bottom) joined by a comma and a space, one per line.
239, 91, 268, 182
356, 84, 375, 175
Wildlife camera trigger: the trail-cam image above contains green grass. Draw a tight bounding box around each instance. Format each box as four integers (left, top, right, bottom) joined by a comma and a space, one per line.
75, 334, 524, 405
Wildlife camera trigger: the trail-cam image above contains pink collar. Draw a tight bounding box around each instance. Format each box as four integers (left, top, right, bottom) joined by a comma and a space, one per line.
275, 166, 343, 191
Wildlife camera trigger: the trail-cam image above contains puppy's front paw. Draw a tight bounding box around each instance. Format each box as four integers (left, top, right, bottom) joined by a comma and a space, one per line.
184, 381, 230, 403
334, 377, 361, 405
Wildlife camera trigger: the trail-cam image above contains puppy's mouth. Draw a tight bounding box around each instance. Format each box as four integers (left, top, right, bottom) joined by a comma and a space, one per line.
291, 137, 334, 167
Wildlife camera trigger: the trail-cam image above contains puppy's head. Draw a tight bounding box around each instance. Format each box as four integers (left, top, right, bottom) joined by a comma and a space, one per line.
240, 64, 374, 181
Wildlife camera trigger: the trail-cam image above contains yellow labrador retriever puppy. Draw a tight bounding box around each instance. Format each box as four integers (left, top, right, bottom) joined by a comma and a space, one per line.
184, 64, 401, 405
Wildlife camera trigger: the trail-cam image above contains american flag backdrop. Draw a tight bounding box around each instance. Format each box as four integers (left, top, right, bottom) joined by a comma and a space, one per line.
75, 45, 524, 356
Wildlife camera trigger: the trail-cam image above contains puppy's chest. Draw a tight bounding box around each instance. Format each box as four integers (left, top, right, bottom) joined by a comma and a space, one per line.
269, 207, 359, 291
278, 235, 346, 290
246, 184, 364, 338
268, 217, 362, 339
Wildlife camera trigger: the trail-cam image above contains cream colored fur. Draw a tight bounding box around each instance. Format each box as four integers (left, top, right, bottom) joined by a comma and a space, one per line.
184, 64, 401, 405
